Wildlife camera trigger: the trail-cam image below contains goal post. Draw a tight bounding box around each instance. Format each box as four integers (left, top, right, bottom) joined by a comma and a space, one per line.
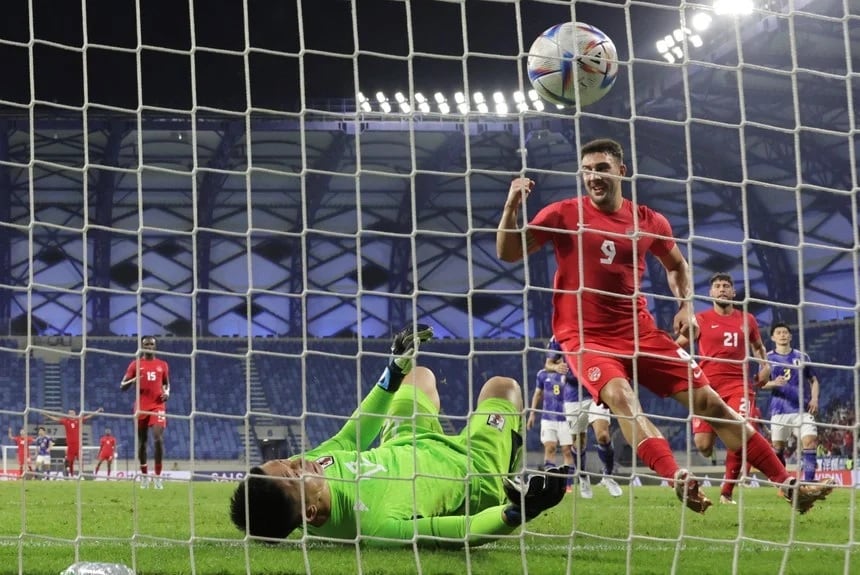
0, 0, 857, 573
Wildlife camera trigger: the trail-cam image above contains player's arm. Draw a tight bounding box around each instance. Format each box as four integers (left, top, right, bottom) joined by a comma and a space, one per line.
657, 246, 697, 339
807, 374, 820, 415
319, 325, 433, 453
527, 385, 544, 430
750, 338, 771, 386
120, 360, 138, 392
496, 178, 541, 262
366, 505, 518, 548
161, 371, 171, 401
82, 407, 105, 422
369, 466, 569, 547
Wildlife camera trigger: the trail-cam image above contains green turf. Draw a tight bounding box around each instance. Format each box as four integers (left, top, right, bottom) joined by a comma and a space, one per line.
0, 479, 856, 575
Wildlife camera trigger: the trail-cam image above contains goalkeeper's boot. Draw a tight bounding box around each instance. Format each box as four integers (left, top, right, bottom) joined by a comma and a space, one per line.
780, 477, 835, 514
154, 476, 164, 490
139, 475, 150, 489
719, 494, 737, 505
579, 475, 593, 499
674, 469, 712, 514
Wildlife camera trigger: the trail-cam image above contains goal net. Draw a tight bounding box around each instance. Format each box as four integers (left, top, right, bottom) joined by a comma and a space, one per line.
0, 0, 857, 573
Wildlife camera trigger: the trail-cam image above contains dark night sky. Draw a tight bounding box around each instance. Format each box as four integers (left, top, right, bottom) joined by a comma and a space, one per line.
0, 0, 678, 114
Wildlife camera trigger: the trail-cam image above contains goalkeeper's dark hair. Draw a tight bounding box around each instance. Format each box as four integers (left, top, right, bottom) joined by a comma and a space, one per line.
230, 466, 301, 541
580, 138, 624, 163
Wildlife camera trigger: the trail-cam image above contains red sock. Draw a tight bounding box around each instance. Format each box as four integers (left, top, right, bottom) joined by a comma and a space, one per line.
721, 449, 742, 498
155, 462, 162, 476
637, 437, 679, 479
68, 460, 75, 475
140, 464, 148, 475
745, 433, 789, 484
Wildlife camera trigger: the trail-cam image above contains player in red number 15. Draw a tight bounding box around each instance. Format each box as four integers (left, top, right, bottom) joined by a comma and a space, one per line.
121, 335, 171, 489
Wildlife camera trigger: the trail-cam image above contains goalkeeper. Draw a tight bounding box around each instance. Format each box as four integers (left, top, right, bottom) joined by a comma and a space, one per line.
230, 323, 566, 547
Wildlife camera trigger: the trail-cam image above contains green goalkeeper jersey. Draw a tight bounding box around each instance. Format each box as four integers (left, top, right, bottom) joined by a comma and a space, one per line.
297, 385, 521, 546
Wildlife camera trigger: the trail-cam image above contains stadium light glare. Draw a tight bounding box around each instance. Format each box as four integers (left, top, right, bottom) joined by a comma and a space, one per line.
663, 52, 676, 63
513, 90, 525, 103
656, 40, 669, 53
394, 92, 406, 104
527, 89, 540, 102
473, 92, 485, 104
415, 92, 427, 104
457, 102, 470, 114
477, 102, 489, 114
671, 46, 684, 58
690, 34, 704, 48
664, 35, 675, 47
380, 101, 392, 113
495, 102, 509, 116
438, 102, 449, 114
532, 100, 545, 112
714, 0, 754, 15
672, 29, 685, 42
434, 92, 446, 104
375, 91, 386, 103
418, 102, 431, 113
399, 102, 411, 113
360, 101, 372, 113
516, 102, 529, 112
454, 91, 466, 104
692, 12, 713, 31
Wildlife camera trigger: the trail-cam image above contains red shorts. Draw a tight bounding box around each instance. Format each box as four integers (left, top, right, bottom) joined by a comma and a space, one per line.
559, 328, 709, 401
17, 453, 28, 465
98, 452, 114, 462
692, 393, 761, 435
66, 444, 80, 460
137, 407, 167, 428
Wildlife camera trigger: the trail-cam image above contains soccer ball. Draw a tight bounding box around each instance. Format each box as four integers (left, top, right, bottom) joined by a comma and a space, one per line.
527, 22, 618, 107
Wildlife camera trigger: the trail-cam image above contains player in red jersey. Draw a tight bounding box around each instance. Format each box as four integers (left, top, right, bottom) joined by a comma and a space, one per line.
7, 426, 34, 477
45, 407, 104, 477
94, 428, 118, 477
496, 138, 832, 513
676, 273, 770, 504
121, 335, 171, 489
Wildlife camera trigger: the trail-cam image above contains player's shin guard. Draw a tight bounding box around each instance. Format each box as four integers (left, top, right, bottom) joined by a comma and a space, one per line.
745, 433, 790, 484
637, 437, 679, 479
802, 449, 817, 482
721, 449, 742, 499
597, 442, 614, 475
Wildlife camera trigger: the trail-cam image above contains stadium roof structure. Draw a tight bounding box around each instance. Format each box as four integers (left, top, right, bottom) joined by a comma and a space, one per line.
0, 0, 856, 340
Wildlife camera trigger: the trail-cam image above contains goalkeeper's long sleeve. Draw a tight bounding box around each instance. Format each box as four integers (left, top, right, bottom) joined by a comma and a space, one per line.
359, 506, 518, 548
316, 381, 394, 453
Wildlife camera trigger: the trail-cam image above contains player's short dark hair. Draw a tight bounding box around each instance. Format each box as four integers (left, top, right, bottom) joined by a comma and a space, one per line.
709, 272, 734, 286
38, 426, 45, 432
141, 335, 157, 343
581, 138, 624, 163
770, 322, 792, 336
230, 466, 301, 541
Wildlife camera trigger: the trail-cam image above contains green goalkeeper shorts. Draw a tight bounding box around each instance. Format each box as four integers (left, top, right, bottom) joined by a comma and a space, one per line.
379, 384, 445, 444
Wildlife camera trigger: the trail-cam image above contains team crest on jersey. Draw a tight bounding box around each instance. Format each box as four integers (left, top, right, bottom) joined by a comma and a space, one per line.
486, 414, 505, 431
315, 455, 334, 469
587, 367, 601, 382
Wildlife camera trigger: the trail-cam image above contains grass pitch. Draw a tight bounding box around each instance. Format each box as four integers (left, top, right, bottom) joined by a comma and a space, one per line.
0, 478, 856, 575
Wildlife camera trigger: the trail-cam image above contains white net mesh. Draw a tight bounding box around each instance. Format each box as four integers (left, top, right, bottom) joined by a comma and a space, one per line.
0, 0, 857, 573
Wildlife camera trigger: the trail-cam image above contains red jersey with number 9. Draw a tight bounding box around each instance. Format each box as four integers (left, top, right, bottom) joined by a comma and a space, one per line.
124, 357, 170, 412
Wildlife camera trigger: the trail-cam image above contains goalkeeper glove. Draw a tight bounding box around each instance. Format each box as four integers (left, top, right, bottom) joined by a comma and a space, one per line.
502, 466, 569, 526
376, 323, 433, 393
